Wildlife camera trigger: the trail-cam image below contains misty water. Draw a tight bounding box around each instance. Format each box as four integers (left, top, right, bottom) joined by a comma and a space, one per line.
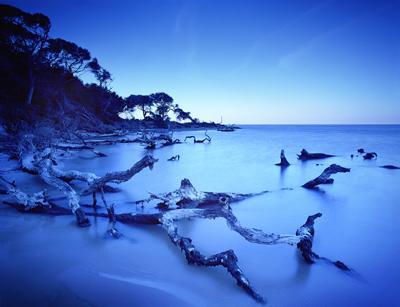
1, 125, 399, 306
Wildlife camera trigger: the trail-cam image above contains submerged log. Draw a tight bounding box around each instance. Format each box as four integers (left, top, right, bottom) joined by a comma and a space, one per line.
302, 164, 350, 189
167, 155, 180, 161
184, 131, 211, 143
380, 165, 400, 170
275, 149, 290, 166
297, 149, 335, 161
363, 152, 377, 160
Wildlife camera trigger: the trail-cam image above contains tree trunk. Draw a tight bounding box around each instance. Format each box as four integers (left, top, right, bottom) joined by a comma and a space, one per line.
26, 64, 35, 105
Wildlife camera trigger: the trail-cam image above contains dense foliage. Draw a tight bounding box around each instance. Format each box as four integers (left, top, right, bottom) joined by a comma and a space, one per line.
0, 4, 195, 131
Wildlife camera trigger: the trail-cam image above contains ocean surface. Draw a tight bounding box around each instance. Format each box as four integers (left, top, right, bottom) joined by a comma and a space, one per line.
1, 125, 399, 306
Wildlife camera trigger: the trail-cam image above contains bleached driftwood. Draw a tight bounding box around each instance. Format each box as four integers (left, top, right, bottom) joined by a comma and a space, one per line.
2, 177, 352, 303
184, 131, 211, 143
0, 175, 49, 210
302, 164, 350, 189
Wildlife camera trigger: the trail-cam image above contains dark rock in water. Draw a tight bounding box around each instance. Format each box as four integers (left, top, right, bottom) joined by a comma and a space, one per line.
380, 165, 400, 170
75, 207, 91, 227
350, 154, 354, 159
363, 152, 377, 160
297, 149, 335, 161
357, 148, 365, 154
275, 149, 290, 166
334, 260, 350, 271
167, 154, 180, 161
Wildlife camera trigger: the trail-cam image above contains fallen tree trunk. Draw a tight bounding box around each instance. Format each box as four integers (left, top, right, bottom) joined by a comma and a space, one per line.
1, 177, 352, 302
35, 153, 90, 227
297, 149, 335, 161
302, 164, 350, 189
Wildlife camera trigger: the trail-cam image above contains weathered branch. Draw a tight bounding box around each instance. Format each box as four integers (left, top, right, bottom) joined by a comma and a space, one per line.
0, 175, 49, 210
81, 155, 158, 195
184, 131, 211, 143
34, 152, 90, 227
302, 164, 350, 189
141, 178, 267, 209
2, 177, 352, 302
161, 209, 265, 304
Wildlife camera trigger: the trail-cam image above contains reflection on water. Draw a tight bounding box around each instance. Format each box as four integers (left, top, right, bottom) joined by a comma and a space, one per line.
1, 125, 400, 306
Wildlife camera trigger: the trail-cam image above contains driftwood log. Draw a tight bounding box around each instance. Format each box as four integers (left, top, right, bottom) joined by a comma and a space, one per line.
1, 179, 350, 303
302, 164, 350, 189
297, 149, 335, 161
184, 131, 211, 143
1, 178, 351, 303
19, 146, 157, 225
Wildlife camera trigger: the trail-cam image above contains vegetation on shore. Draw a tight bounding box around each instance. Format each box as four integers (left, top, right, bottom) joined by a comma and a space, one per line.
0, 4, 225, 135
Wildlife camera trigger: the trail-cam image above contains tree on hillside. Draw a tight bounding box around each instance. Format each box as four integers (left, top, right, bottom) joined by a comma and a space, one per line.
173, 104, 193, 122
0, 4, 51, 105
45, 38, 92, 75
150, 92, 174, 123
125, 95, 154, 119
88, 57, 112, 89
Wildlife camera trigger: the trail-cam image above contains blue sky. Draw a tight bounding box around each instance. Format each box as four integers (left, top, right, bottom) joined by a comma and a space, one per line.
5, 0, 400, 124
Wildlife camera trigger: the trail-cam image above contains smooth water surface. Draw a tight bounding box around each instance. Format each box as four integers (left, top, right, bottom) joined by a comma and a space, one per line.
1, 125, 399, 306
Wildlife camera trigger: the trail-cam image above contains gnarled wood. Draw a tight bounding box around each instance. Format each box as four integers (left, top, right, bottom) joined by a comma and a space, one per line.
184, 131, 211, 143
302, 164, 350, 189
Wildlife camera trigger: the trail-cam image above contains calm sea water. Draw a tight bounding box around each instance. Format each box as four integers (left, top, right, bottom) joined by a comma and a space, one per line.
1, 125, 399, 306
